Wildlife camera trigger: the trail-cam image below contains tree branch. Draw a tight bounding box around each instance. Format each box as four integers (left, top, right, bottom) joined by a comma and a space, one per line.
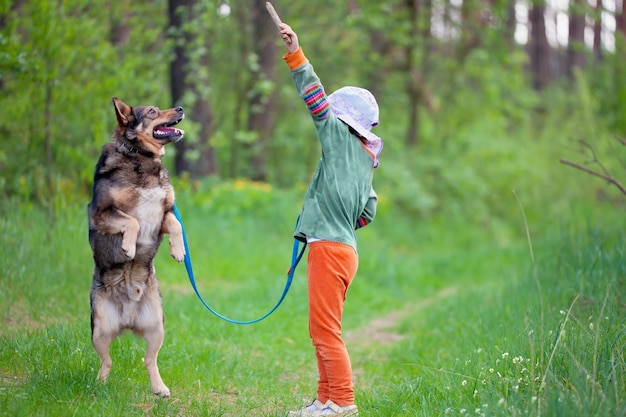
559, 158, 626, 196
577, 140, 611, 177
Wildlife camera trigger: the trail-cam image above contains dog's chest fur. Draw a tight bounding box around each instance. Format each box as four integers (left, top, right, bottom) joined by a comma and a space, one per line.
134, 186, 167, 247
99, 144, 174, 206
91, 143, 176, 257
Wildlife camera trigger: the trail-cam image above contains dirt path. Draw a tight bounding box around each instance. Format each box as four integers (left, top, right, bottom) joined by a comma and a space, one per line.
345, 285, 458, 349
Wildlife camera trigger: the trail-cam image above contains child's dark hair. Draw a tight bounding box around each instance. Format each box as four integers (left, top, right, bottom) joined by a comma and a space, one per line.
348, 126, 364, 139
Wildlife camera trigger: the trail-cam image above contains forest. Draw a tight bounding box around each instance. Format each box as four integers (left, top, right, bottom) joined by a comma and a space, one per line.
1, 0, 625, 222
3, 2, 626, 416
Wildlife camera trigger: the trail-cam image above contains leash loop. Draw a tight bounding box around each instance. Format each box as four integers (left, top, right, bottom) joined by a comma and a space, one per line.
173, 203, 305, 325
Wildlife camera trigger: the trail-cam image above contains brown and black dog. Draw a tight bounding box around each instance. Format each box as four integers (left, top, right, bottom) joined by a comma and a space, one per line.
87, 97, 186, 397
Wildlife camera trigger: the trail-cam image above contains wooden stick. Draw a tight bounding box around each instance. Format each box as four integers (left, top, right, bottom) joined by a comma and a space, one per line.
266, 2, 291, 44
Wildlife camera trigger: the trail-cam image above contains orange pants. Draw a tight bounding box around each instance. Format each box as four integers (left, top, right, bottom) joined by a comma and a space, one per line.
307, 241, 359, 406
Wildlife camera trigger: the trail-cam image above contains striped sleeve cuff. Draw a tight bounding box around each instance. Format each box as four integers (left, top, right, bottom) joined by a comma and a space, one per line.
283, 48, 307, 70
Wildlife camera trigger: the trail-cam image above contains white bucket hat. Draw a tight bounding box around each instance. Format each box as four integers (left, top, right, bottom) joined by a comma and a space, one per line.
328, 86, 383, 167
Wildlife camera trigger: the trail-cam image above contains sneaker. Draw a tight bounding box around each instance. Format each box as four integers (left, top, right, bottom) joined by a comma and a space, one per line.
287, 399, 327, 416
319, 400, 359, 416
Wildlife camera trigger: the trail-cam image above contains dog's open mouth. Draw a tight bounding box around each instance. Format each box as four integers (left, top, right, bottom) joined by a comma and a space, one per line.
153, 117, 185, 142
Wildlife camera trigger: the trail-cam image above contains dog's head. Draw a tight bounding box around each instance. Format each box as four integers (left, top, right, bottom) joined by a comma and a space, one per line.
112, 97, 185, 157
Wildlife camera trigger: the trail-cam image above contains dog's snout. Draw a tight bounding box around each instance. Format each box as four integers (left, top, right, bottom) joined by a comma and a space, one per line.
175, 107, 183, 112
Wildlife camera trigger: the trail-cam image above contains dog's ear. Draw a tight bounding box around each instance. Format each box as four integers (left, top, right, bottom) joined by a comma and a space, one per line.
112, 97, 134, 127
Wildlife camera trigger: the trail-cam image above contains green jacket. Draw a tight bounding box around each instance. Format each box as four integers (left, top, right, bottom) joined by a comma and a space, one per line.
286, 49, 378, 251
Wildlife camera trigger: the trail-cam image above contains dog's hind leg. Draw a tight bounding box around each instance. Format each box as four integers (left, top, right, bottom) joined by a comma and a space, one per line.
143, 321, 170, 398
91, 303, 118, 383
161, 211, 185, 262
94, 333, 114, 383
137, 289, 170, 398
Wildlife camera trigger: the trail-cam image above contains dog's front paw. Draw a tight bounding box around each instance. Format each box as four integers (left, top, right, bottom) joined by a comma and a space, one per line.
120, 220, 139, 259
169, 238, 185, 262
170, 245, 185, 263
121, 232, 137, 260
121, 242, 136, 260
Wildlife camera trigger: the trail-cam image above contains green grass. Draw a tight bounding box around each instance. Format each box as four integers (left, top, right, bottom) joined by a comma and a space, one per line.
1, 182, 626, 416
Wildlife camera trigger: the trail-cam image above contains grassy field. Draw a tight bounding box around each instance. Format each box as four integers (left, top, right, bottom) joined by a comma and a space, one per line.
1, 182, 625, 416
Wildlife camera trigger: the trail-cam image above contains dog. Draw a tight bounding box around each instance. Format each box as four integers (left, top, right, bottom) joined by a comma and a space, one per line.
87, 97, 186, 398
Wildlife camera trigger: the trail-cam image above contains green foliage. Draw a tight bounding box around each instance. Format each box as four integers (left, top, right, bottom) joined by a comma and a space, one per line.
590, 40, 626, 137
0, 0, 624, 232
0, 0, 170, 204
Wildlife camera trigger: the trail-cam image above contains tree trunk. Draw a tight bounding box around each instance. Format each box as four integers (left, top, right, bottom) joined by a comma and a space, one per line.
528, 2, 551, 90
366, 28, 389, 101
505, 0, 517, 48
193, 95, 217, 177
169, 0, 192, 175
593, 0, 602, 61
246, 0, 277, 182
566, 0, 586, 79
168, 0, 218, 177
617, 0, 626, 44
405, 0, 421, 147
109, 1, 131, 47
228, 2, 250, 179
458, 0, 482, 62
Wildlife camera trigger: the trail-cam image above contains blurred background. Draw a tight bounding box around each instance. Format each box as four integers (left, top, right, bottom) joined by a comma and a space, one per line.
2, 3, 626, 414
1, 0, 625, 229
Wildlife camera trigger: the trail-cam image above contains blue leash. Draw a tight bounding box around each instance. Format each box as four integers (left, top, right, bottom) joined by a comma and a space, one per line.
172, 203, 306, 325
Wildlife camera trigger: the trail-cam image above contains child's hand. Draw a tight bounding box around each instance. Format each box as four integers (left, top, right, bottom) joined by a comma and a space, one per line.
279, 23, 300, 53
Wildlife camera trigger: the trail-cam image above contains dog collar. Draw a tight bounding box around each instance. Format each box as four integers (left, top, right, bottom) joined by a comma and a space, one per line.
117, 142, 155, 158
